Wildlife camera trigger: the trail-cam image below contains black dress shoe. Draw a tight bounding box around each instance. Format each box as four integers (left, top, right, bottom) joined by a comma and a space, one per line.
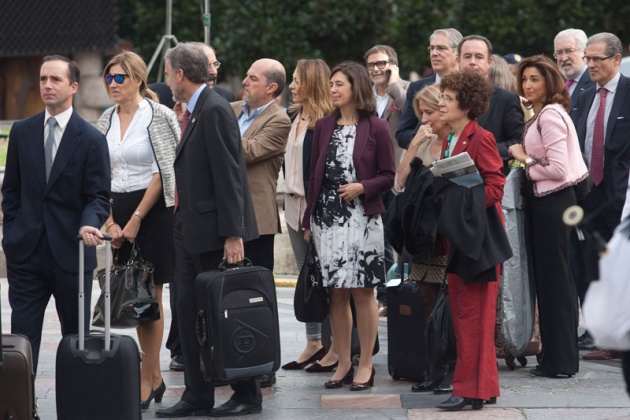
305, 361, 338, 373
578, 333, 596, 350
434, 385, 453, 394
281, 348, 326, 370
260, 372, 276, 388
529, 367, 573, 378
411, 377, 443, 392
155, 400, 213, 418
210, 398, 262, 417
169, 355, 185, 371
436, 396, 468, 411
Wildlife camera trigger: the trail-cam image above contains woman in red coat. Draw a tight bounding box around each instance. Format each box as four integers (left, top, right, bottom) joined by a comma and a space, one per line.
435, 70, 505, 411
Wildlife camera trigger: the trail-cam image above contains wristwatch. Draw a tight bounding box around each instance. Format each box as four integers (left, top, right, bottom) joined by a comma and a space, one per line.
133, 210, 143, 220
525, 157, 534, 166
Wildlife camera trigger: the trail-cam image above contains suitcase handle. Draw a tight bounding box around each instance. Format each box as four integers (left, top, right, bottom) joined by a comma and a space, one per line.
196, 310, 208, 346
217, 258, 253, 271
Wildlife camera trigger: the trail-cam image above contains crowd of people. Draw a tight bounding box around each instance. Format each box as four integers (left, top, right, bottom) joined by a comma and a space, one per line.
2, 25, 630, 416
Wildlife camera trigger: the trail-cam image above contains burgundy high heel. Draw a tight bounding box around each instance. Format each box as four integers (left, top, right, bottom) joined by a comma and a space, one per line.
349, 367, 375, 391
282, 347, 326, 370
324, 366, 354, 389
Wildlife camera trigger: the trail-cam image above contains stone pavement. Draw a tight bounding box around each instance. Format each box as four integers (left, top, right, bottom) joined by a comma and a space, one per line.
2, 277, 630, 420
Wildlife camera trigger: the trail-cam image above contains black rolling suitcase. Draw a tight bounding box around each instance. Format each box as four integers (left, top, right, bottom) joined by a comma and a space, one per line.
195, 260, 280, 382
55, 236, 141, 420
386, 278, 430, 382
1, 285, 37, 420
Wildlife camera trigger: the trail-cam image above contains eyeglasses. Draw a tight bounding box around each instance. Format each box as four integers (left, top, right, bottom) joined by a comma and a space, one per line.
366, 60, 392, 70
105, 74, 129, 84
210, 61, 221, 69
553, 48, 579, 59
582, 55, 614, 64
439, 93, 455, 103
427, 45, 451, 53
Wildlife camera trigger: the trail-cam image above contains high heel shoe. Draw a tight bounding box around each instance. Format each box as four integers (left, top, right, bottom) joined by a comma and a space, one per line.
324, 366, 354, 389
349, 368, 375, 391
282, 347, 326, 370
305, 360, 338, 373
141, 380, 166, 409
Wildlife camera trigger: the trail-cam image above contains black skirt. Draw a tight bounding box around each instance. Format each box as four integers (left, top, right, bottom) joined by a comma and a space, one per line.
111, 190, 175, 284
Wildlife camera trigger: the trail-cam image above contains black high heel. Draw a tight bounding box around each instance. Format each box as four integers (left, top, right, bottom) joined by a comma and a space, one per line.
141, 380, 166, 409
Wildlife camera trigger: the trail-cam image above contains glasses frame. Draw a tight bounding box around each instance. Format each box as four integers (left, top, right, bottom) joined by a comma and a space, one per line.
553, 48, 579, 59
210, 61, 221, 69
105, 73, 129, 85
366, 60, 392, 70
582, 55, 614, 64
439, 93, 455, 103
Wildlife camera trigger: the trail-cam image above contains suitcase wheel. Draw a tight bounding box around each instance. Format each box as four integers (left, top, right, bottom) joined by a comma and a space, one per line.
351, 354, 361, 366
517, 356, 528, 367
388, 364, 400, 381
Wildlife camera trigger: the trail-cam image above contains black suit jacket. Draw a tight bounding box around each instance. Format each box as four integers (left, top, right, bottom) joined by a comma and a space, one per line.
477, 86, 524, 172
149, 82, 235, 109
2, 111, 110, 272
396, 75, 437, 149
571, 74, 630, 210
570, 70, 594, 108
174, 86, 258, 254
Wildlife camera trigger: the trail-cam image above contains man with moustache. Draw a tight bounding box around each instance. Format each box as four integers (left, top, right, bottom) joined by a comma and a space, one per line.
397, 28, 462, 149
457, 35, 524, 173
570, 32, 630, 362
554, 29, 593, 106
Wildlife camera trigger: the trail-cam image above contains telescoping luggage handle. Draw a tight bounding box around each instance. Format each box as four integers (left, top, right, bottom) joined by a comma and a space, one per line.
78, 234, 112, 352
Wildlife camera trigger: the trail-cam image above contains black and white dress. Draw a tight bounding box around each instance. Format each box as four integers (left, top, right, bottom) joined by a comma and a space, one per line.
311, 124, 385, 288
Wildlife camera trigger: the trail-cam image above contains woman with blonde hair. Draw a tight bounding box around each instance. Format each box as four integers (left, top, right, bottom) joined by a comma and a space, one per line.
97, 50, 179, 409
282, 58, 339, 372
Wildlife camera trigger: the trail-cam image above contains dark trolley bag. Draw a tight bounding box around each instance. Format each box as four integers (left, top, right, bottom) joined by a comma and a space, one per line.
195, 260, 280, 382
55, 236, 141, 420
1, 285, 37, 420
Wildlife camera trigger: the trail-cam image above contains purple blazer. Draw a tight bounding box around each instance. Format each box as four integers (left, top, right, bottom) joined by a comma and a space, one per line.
302, 114, 395, 230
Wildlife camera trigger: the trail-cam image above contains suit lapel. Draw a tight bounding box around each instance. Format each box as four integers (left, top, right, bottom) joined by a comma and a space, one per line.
452, 121, 475, 156
242, 102, 277, 139
577, 87, 597, 149
46, 112, 81, 190
381, 98, 394, 120
606, 76, 630, 143
353, 118, 369, 168
176, 87, 209, 159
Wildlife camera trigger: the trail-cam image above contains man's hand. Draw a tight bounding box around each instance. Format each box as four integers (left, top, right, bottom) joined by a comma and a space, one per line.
79, 226, 104, 247
223, 236, 244, 264
337, 183, 365, 202
387, 64, 400, 87
174, 102, 184, 124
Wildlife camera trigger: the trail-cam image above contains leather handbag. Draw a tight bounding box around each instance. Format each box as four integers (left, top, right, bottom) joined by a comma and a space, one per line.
92, 242, 160, 328
294, 240, 328, 323
425, 276, 457, 366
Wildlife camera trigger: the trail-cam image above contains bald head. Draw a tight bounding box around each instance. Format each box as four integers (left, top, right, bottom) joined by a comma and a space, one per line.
242, 58, 286, 108
190, 42, 220, 85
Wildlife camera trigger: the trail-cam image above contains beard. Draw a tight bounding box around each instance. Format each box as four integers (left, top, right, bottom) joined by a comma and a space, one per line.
207, 74, 216, 86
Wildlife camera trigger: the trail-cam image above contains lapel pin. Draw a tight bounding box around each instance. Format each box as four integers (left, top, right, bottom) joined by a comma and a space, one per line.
191, 117, 196, 124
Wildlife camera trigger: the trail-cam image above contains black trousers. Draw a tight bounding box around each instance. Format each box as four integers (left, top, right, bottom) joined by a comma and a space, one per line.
7, 231, 92, 374
244, 234, 275, 271
173, 216, 260, 406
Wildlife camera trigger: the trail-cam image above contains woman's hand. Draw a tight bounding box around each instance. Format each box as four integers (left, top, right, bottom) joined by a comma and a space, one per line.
303, 228, 311, 242
337, 183, 364, 202
409, 124, 434, 149
121, 216, 141, 245
107, 223, 125, 249
508, 144, 527, 163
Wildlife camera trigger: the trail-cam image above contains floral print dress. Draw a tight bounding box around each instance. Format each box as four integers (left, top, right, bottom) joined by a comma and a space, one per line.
311, 124, 385, 288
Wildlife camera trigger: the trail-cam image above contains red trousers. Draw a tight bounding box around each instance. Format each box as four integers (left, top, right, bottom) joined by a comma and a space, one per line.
449, 271, 500, 401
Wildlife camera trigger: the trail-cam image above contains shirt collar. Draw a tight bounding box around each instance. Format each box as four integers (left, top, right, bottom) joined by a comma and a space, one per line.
44, 106, 73, 130
186, 84, 206, 114
241, 99, 274, 119
599, 71, 621, 94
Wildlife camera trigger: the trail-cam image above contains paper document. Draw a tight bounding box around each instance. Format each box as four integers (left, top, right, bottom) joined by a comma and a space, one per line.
430, 152, 483, 188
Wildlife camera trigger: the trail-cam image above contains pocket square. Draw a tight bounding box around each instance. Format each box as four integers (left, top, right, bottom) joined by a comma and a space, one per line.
617, 116, 625, 120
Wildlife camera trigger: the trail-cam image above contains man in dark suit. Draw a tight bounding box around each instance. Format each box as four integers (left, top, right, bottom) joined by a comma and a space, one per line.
155, 43, 260, 418
148, 42, 235, 373
2, 55, 110, 373
457, 35, 524, 173
570, 32, 630, 362
554, 28, 594, 107
397, 28, 462, 149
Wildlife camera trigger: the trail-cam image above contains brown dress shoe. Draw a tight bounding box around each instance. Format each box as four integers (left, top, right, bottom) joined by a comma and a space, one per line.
582, 349, 623, 360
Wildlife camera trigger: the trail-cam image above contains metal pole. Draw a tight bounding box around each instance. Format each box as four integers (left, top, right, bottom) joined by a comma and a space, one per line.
203, 0, 211, 44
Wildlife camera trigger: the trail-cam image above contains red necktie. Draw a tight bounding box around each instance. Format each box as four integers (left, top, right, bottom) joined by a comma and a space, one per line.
591, 88, 607, 186
565, 79, 575, 89
174, 109, 192, 211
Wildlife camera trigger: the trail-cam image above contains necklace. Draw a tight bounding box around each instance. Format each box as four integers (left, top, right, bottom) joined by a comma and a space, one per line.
444, 130, 455, 158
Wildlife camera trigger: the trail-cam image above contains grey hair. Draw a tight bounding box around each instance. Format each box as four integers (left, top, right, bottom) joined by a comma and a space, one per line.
587, 32, 623, 57
430, 28, 463, 50
554, 29, 588, 51
265, 65, 286, 98
164, 43, 209, 84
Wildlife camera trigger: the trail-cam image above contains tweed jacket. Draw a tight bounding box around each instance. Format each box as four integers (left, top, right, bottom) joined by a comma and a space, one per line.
381, 79, 410, 166
523, 103, 589, 197
231, 100, 291, 235
97, 98, 179, 207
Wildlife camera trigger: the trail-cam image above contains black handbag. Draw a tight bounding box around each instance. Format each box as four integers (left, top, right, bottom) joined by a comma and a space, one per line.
294, 240, 328, 323
424, 277, 457, 366
92, 242, 160, 328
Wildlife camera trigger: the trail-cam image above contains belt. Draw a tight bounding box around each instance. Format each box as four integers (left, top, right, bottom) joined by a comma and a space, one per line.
286, 193, 303, 199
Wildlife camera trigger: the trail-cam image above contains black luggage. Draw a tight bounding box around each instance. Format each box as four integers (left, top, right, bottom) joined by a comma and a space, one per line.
1, 285, 37, 420
55, 236, 141, 420
321, 298, 380, 365
386, 279, 430, 382
195, 260, 280, 382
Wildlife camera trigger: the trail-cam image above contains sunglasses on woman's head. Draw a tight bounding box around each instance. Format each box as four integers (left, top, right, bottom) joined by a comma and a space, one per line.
105, 74, 128, 85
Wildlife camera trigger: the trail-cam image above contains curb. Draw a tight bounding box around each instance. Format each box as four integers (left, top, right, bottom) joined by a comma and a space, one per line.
274, 277, 297, 288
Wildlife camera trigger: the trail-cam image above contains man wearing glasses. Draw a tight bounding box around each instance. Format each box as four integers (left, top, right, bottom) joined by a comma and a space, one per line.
570, 32, 630, 363
554, 29, 593, 106
363, 45, 410, 317
397, 28, 462, 149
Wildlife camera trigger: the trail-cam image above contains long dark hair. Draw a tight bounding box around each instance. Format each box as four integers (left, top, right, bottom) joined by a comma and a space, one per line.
517, 55, 570, 112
